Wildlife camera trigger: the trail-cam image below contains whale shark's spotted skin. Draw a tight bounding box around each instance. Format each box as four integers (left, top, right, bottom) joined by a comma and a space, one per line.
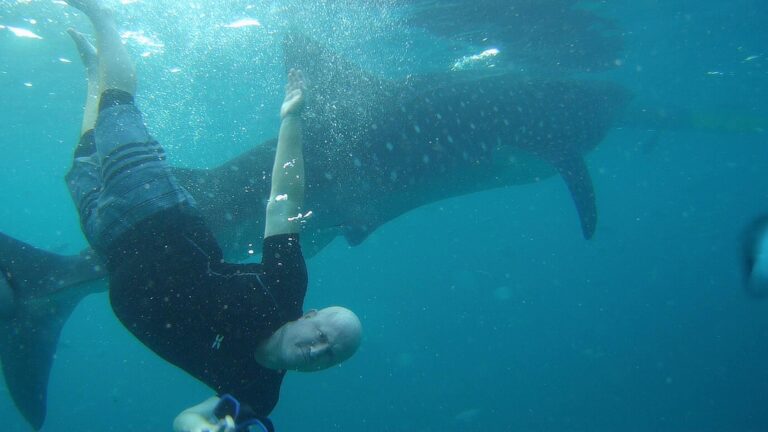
179, 34, 630, 259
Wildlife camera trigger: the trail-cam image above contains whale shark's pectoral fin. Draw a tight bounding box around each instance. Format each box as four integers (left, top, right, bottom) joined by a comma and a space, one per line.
0, 232, 106, 430
553, 156, 597, 239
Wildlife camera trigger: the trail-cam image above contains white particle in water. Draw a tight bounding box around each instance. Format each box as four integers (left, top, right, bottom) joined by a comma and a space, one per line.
6, 26, 42, 39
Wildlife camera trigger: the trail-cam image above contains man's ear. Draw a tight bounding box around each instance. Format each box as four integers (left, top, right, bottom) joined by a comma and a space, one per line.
302, 309, 318, 319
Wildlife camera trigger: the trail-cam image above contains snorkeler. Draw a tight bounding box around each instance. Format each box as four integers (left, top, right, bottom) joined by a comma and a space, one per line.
64, 1, 362, 430
742, 216, 768, 298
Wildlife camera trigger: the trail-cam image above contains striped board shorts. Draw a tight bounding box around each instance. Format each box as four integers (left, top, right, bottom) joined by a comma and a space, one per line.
65, 89, 196, 252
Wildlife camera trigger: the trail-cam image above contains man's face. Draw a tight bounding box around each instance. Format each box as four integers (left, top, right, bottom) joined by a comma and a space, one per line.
281, 310, 338, 371
280, 307, 360, 372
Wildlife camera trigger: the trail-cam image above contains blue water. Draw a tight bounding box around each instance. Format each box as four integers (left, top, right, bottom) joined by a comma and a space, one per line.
1, 0, 767, 431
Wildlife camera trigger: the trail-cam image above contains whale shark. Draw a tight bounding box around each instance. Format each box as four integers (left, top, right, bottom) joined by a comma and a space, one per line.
0, 33, 630, 429
182, 33, 630, 260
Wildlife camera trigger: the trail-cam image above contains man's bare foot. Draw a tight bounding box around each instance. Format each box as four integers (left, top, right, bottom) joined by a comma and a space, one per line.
66, 0, 110, 19
66, 28, 98, 72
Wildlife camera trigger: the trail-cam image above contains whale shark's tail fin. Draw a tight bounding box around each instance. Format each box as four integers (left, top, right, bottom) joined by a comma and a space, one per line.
0, 232, 106, 430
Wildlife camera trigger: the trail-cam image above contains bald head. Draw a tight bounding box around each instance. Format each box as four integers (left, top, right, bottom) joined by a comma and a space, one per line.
314, 306, 363, 365
259, 305, 362, 372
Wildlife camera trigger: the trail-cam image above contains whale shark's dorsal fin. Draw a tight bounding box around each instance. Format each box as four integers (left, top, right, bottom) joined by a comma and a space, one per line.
0, 233, 105, 430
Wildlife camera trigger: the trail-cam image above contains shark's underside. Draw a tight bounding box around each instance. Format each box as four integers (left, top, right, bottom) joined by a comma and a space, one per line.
0, 34, 629, 430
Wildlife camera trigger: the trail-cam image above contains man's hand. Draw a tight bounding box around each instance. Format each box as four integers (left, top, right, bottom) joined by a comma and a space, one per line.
183, 415, 234, 432
173, 397, 235, 432
280, 68, 306, 120
174, 412, 234, 432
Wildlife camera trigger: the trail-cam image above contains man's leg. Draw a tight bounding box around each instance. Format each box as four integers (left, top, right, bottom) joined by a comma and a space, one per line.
67, 0, 195, 250
67, 0, 134, 96
64, 28, 102, 247
67, 27, 100, 135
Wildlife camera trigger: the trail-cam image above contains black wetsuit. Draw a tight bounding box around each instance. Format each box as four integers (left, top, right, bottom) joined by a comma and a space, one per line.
66, 90, 307, 422
109, 207, 306, 419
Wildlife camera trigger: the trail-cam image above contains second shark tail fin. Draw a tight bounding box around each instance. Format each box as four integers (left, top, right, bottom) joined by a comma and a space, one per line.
0, 232, 106, 430
742, 216, 768, 299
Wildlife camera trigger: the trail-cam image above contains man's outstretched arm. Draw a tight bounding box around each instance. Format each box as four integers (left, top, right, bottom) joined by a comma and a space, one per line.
264, 69, 306, 238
